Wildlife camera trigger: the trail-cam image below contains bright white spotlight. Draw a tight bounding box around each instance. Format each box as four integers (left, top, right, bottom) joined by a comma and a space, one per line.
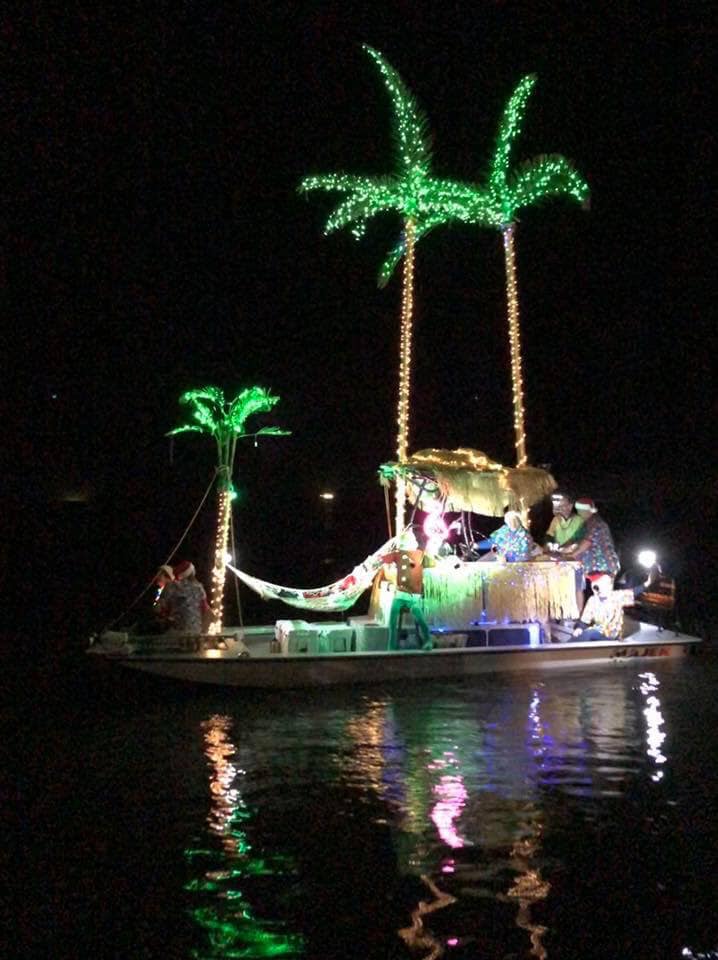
319, 492, 335, 500
224, 551, 233, 564
637, 549, 657, 569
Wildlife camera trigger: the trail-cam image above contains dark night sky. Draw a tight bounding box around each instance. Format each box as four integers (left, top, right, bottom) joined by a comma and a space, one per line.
3, 3, 715, 617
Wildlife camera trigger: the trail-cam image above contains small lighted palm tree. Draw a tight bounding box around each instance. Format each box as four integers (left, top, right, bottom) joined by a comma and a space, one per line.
300, 45, 490, 534
471, 74, 589, 466
168, 385, 289, 633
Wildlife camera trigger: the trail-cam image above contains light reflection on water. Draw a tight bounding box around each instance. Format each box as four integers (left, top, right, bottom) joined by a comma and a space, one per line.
639, 672, 668, 781
183, 663, 718, 959
186, 714, 304, 957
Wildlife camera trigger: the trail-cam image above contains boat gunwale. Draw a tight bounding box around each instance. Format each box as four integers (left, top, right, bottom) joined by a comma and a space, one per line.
94, 633, 701, 664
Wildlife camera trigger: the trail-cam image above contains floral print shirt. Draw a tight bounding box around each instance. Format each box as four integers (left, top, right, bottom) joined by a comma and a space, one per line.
580, 515, 620, 577
580, 588, 635, 640
490, 523, 535, 562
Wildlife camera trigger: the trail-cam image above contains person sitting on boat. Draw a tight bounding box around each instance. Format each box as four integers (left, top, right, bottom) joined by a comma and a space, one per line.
562, 498, 620, 582
153, 563, 176, 616
130, 564, 175, 634
158, 560, 208, 634
543, 491, 586, 553
381, 530, 433, 652
572, 573, 648, 642
474, 510, 536, 562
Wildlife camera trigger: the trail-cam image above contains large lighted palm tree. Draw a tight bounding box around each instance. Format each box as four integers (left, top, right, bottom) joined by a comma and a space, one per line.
472, 74, 589, 467
382, 76, 589, 468
300, 45, 490, 534
168, 385, 289, 633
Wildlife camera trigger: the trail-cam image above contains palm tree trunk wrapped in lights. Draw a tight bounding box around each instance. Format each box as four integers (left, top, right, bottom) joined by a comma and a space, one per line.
300, 46, 492, 535
478, 75, 589, 466
379, 74, 589, 468
395, 216, 416, 532
209, 466, 233, 634
502, 223, 528, 467
168, 386, 289, 634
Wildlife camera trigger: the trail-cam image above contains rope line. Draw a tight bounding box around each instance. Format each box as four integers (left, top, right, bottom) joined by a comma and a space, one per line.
384, 483, 392, 539
230, 509, 243, 628
98, 470, 217, 632
161, 469, 218, 568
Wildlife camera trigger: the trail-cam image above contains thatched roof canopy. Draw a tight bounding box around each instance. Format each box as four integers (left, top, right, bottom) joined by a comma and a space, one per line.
380, 447, 557, 517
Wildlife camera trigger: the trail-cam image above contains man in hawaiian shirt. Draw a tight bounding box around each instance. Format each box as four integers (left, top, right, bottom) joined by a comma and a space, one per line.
571, 497, 620, 575
573, 573, 644, 641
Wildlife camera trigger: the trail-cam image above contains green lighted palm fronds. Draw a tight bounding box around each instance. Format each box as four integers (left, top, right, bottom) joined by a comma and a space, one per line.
481, 73, 589, 223
168, 386, 291, 441
378, 74, 590, 285
300, 45, 494, 281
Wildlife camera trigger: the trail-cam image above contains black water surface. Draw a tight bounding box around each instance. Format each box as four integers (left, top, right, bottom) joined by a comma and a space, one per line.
11, 655, 718, 960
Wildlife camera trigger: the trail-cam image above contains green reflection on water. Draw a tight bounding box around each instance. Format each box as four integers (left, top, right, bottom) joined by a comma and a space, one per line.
187, 714, 304, 959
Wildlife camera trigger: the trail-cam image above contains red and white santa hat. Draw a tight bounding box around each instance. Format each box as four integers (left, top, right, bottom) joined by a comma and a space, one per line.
173, 560, 195, 580
586, 571, 609, 584
575, 497, 597, 513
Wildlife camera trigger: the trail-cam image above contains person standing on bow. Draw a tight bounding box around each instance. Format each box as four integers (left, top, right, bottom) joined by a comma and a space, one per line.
564, 498, 620, 582
381, 530, 433, 651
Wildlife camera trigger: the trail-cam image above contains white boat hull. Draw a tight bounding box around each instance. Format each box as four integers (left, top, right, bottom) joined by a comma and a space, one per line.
88, 623, 701, 689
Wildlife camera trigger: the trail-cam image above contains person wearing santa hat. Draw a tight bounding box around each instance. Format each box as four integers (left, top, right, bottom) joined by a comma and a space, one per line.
562, 498, 620, 583
129, 564, 176, 634
154, 564, 175, 591
157, 560, 209, 633
151, 564, 176, 625
573, 572, 649, 642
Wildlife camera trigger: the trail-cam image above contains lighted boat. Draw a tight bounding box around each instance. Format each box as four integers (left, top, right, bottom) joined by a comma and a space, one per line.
87, 51, 706, 687
88, 449, 701, 687
87, 619, 700, 689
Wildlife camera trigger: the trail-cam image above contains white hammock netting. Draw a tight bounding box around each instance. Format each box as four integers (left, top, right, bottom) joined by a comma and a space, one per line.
226, 537, 395, 612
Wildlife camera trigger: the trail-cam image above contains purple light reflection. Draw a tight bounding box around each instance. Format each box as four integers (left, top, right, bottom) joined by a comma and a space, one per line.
429, 753, 468, 848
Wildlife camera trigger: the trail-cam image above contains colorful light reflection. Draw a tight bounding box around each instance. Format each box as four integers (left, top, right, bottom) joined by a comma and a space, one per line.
187, 715, 304, 957
397, 874, 457, 960
429, 752, 467, 849
507, 815, 550, 960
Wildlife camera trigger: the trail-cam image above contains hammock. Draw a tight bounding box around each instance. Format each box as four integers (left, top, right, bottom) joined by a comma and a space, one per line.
226, 537, 395, 612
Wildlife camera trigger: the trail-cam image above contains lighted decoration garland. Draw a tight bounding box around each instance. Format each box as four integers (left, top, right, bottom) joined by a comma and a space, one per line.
300, 45, 494, 534
168, 385, 290, 634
